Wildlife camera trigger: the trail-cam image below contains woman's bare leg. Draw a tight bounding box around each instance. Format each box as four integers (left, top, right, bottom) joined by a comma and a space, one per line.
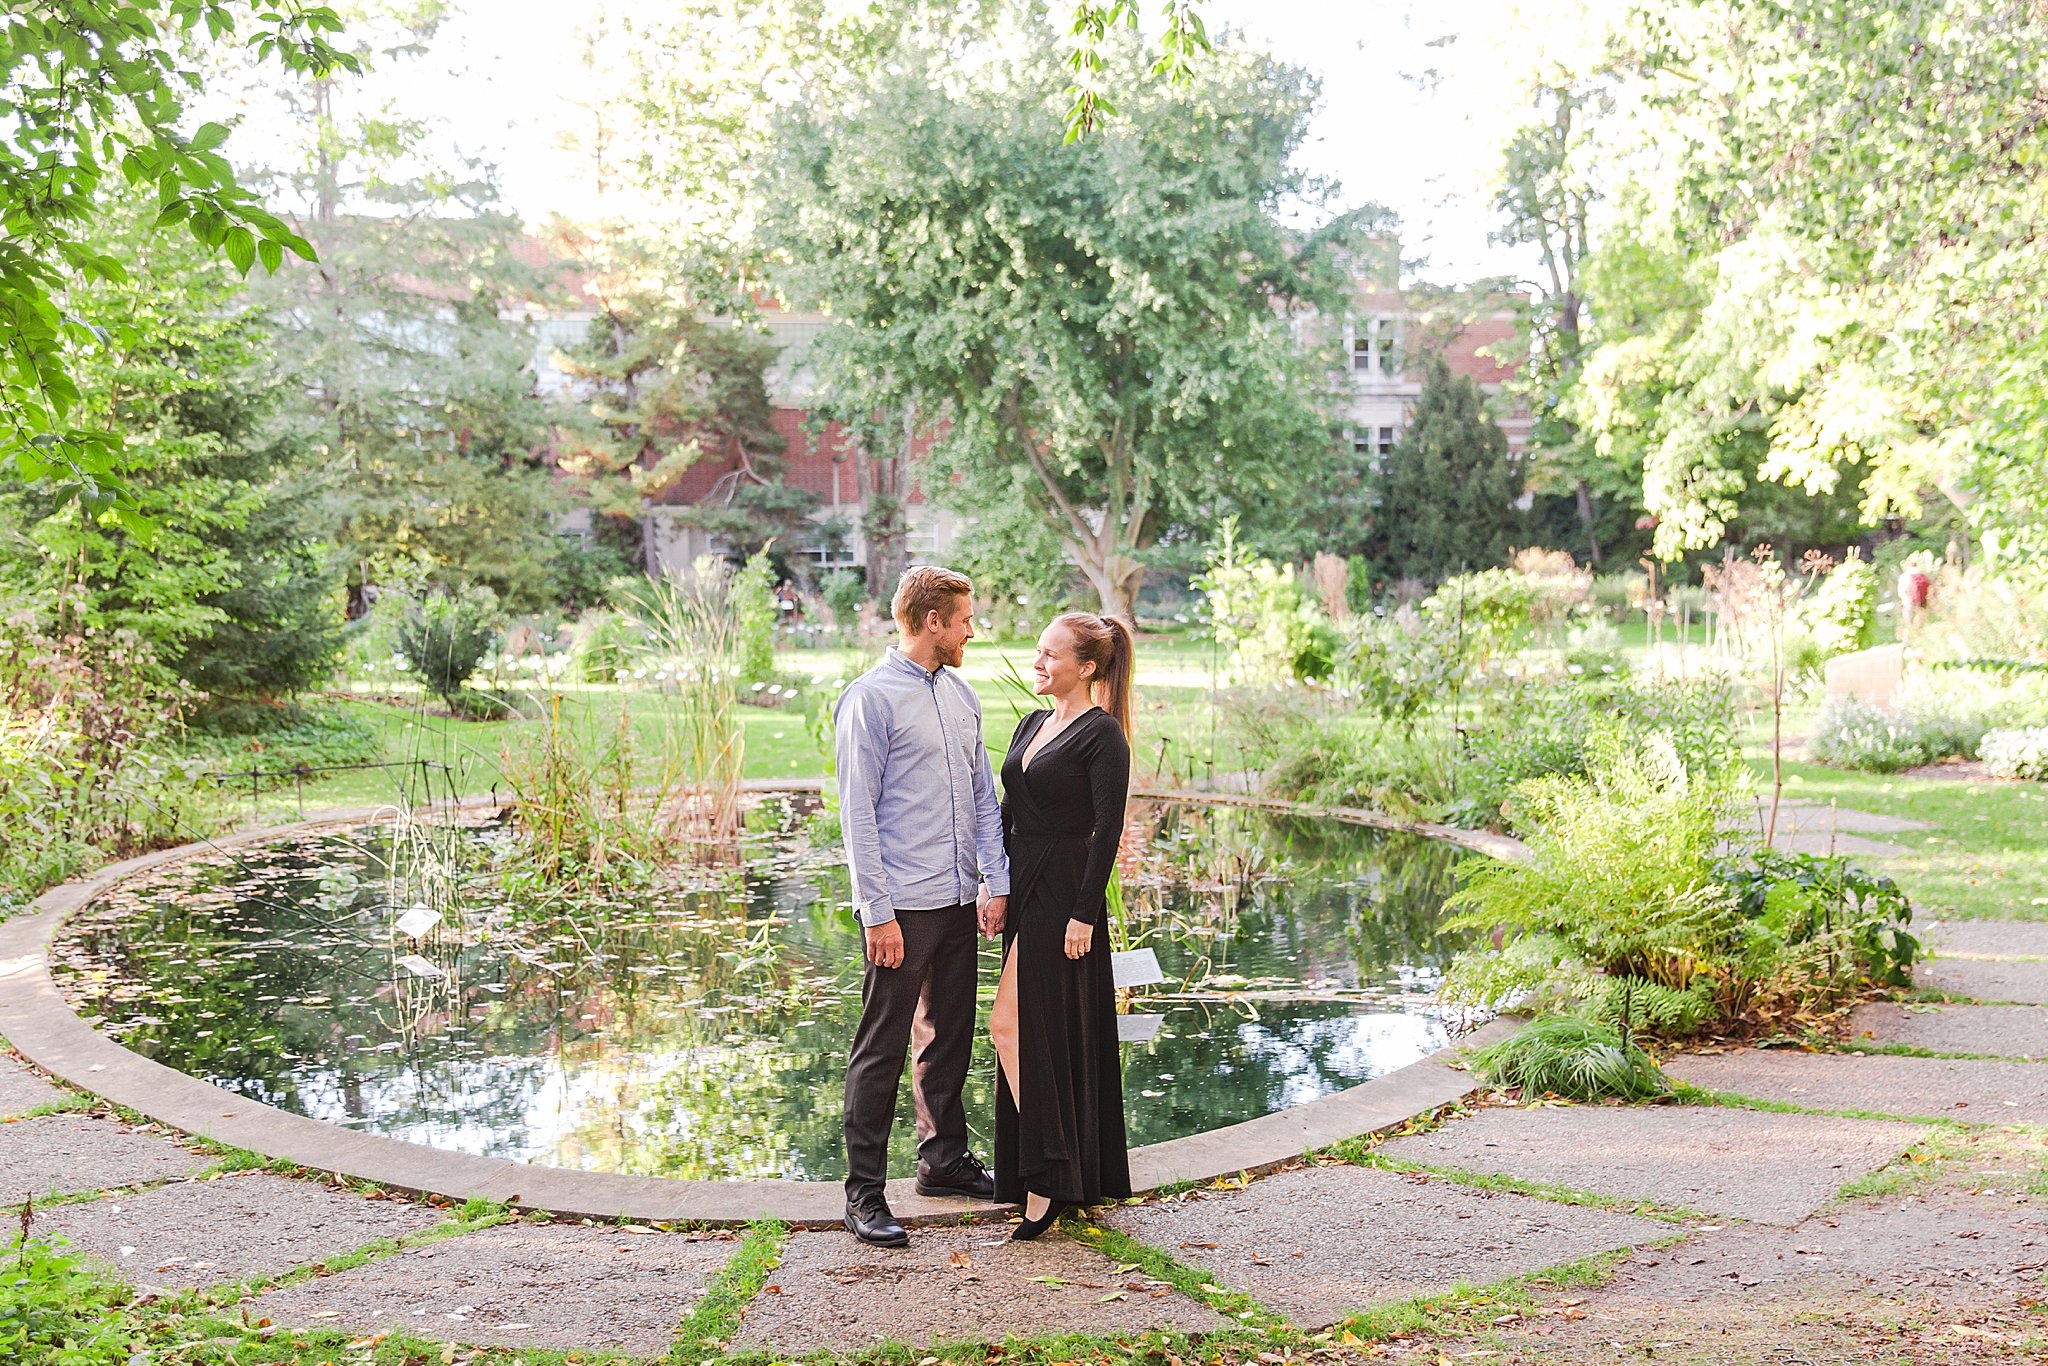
989, 942, 1049, 1219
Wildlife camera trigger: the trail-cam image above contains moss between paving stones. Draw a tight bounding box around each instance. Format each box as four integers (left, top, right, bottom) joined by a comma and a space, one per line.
1666, 1048, 2048, 1125
1917, 956, 2048, 1005
1846, 1002, 2048, 1059
1375, 1102, 1927, 1226
32, 1169, 446, 1291
1098, 1164, 1669, 1328
1, 1111, 214, 1205
250, 1220, 742, 1357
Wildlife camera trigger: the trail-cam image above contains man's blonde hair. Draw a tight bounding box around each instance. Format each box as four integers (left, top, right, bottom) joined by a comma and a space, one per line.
892, 565, 974, 635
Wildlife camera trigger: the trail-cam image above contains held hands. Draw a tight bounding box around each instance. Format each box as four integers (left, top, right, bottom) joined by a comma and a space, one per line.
977, 891, 1008, 939
863, 918, 906, 970
1063, 917, 1093, 960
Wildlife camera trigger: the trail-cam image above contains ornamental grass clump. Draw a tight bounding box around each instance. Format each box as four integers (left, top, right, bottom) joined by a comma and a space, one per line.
1468, 1015, 1667, 1102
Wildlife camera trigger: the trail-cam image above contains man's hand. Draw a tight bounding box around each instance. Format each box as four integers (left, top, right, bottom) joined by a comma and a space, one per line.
979, 894, 1008, 938
864, 919, 906, 969
1064, 917, 1093, 960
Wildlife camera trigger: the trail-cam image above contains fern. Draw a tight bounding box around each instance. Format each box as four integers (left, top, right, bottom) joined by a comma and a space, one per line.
1442, 723, 1748, 1031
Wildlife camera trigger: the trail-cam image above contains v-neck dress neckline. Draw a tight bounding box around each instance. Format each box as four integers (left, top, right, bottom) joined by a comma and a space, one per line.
1020, 705, 1100, 774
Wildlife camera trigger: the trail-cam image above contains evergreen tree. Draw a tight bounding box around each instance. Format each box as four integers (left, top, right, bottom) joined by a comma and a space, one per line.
548, 230, 816, 567
1373, 353, 1527, 584
0, 190, 344, 697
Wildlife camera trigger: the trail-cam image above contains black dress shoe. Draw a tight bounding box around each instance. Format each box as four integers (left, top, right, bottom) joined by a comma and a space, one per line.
844, 1196, 908, 1247
914, 1155, 996, 1200
1010, 1197, 1067, 1242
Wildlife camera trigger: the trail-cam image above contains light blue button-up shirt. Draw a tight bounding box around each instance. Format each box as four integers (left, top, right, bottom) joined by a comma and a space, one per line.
834, 647, 1011, 926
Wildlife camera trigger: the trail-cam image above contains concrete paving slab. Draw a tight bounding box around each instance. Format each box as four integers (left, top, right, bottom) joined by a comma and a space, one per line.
0, 1051, 65, 1118
0, 1113, 210, 1203
1918, 957, 2048, 1004
1749, 799, 1929, 835
1102, 1164, 1667, 1328
1919, 920, 2048, 959
254, 1222, 736, 1357
1668, 1049, 2048, 1124
1848, 1002, 2048, 1059
734, 1223, 1232, 1352
36, 1172, 444, 1290
1766, 830, 1910, 857
1377, 1104, 1923, 1226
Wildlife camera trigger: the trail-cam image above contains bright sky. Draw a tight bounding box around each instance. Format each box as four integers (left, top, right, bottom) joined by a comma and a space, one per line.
272, 0, 1537, 286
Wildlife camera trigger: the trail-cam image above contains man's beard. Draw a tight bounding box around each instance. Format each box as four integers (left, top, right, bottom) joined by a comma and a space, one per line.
942, 639, 966, 667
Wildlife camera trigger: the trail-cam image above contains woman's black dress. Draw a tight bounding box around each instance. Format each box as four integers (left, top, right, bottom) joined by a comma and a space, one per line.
994, 706, 1132, 1206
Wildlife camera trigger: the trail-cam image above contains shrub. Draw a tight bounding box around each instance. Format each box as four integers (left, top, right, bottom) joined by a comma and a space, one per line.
184, 700, 381, 771
1419, 568, 1541, 662
569, 608, 645, 684
730, 548, 778, 685
1468, 1016, 1668, 1102
1795, 553, 1880, 659
1562, 617, 1627, 676
1333, 605, 1474, 723
1265, 716, 1454, 819
1194, 519, 1338, 683
1440, 725, 1747, 1028
1447, 686, 1592, 831
818, 569, 868, 636
1982, 727, 2048, 781
394, 590, 501, 706
1717, 849, 1919, 1011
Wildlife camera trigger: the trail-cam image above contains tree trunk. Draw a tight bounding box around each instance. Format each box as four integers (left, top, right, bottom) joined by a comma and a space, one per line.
859, 412, 911, 597
1075, 548, 1144, 624
1575, 478, 1603, 566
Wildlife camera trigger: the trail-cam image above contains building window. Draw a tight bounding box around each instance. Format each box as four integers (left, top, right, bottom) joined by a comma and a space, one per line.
1351, 316, 1399, 378
1378, 426, 1397, 456
1352, 432, 1372, 457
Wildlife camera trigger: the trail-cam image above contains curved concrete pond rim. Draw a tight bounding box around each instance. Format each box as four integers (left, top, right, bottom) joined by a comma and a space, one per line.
0, 783, 1526, 1226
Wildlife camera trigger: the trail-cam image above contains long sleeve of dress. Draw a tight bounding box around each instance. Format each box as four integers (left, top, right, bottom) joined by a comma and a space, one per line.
1069, 717, 1130, 927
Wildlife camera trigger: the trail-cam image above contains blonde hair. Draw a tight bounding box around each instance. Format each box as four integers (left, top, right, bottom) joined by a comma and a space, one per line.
891, 565, 973, 635
1052, 611, 1135, 738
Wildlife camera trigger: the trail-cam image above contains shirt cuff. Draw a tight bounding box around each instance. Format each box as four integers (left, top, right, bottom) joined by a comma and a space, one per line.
982, 872, 1011, 897
856, 900, 897, 928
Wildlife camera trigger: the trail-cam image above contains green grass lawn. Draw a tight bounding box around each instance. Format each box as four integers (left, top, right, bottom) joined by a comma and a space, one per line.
1744, 705, 2048, 923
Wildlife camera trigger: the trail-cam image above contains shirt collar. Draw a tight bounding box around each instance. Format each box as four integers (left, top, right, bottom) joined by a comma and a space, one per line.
885, 645, 944, 680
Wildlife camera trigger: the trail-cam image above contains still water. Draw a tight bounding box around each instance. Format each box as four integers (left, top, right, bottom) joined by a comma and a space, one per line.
56, 800, 1470, 1180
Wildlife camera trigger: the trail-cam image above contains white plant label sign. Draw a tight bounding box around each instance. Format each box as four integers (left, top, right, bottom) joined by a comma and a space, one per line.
1110, 947, 1164, 989
395, 953, 445, 980
394, 904, 441, 939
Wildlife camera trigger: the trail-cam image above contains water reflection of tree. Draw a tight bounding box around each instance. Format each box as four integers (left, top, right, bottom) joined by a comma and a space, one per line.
57, 807, 1470, 1179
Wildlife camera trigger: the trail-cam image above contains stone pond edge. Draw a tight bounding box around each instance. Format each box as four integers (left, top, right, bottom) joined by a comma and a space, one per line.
0, 783, 1527, 1226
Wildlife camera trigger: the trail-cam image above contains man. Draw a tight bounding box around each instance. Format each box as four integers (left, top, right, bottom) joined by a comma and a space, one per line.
834, 565, 1011, 1246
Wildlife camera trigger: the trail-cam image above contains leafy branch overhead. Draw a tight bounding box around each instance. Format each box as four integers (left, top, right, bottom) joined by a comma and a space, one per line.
0, 1, 359, 518
1062, 0, 1211, 141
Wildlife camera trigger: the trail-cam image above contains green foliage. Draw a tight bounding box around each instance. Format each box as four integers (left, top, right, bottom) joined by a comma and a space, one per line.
0, 619, 201, 916
183, 700, 380, 772
1371, 354, 1527, 583
1808, 671, 2048, 772
0, 2, 356, 516
1448, 686, 1594, 830
1194, 519, 1338, 683
1468, 1016, 1667, 1103
1420, 568, 1542, 663
1796, 554, 1881, 659
1, 1234, 127, 1363
766, 25, 1372, 618
394, 592, 502, 706
1441, 725, 1746, 1018
1718, 849, 1920, 993
1807, 699, 1951, 773
731, 549, 779, 685
1265, 716, 1455, 819
817, 568, 869, 636
1982, 727, 2048, 781
0, 185, 345, 698
569, 608, 646, 684
1335, 606, 1476, 724
1563, 0, 2048, 570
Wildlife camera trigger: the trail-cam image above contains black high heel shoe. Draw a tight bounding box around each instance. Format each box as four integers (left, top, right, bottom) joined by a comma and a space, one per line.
1010, 1197, 1067, 1241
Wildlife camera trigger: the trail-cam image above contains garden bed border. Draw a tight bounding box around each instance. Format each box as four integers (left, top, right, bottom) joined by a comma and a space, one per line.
0, 782, 1524, 1225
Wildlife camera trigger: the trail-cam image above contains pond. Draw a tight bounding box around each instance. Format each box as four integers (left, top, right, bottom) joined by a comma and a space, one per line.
55, 799, 1474, 1182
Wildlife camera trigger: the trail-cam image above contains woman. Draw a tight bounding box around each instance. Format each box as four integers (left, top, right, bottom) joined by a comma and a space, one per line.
989, 611, 1134, 1239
